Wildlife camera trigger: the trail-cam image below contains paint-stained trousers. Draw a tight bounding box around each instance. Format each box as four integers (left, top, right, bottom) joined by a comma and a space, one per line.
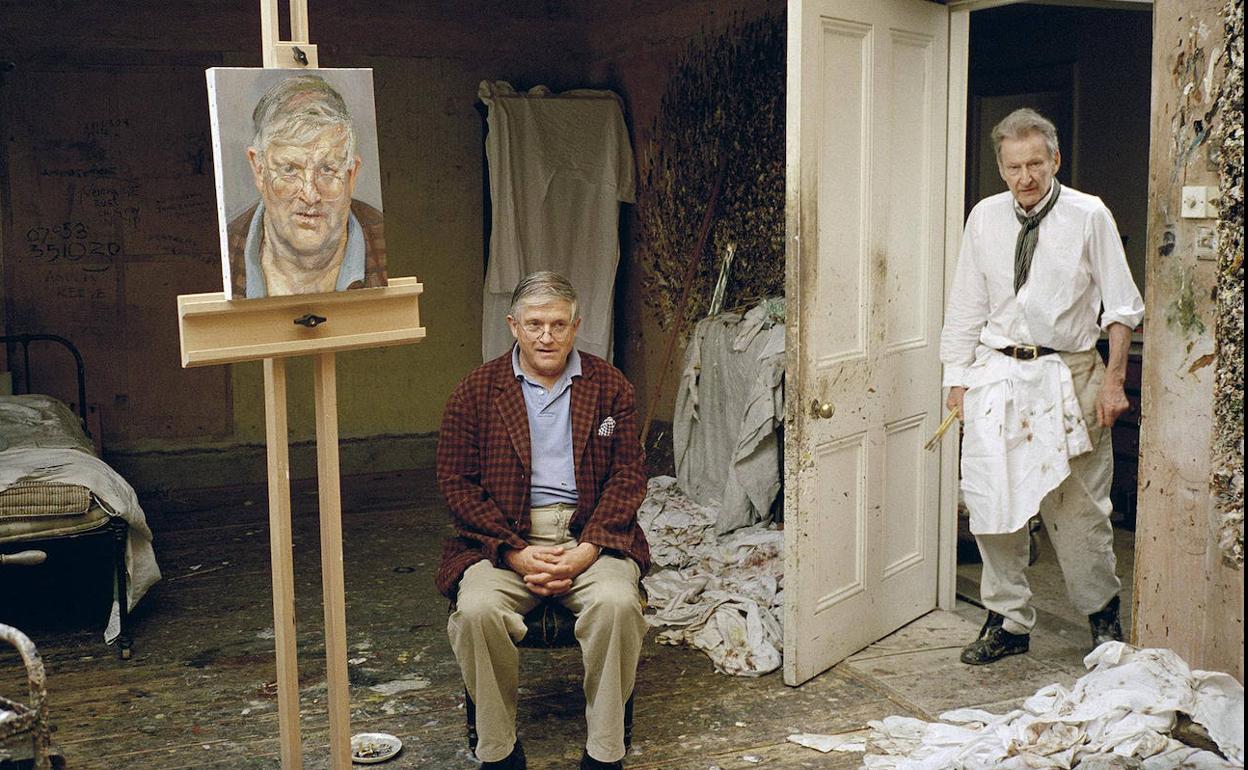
975, 349, 1122, 636
448, 504, 646, 764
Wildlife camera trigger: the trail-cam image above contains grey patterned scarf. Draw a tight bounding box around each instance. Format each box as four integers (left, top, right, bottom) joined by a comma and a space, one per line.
1014, 180, 1061, 294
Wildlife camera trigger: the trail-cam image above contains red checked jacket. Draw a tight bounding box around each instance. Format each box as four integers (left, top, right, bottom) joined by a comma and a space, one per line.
434, 350, 650, 598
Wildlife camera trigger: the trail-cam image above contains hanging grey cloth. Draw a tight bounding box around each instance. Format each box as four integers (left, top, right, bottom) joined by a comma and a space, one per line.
1014, 180, 1061, 294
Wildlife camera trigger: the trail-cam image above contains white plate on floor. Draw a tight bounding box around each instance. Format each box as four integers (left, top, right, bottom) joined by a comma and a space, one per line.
351, 732, 402, 764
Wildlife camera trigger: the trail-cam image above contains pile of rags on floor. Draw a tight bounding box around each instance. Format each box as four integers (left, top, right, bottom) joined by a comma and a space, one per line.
639, 297, 787, 676
861, 642, 1244, 770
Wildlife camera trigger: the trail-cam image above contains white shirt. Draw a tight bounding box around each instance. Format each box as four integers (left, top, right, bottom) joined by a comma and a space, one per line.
940, 185, 1145, 387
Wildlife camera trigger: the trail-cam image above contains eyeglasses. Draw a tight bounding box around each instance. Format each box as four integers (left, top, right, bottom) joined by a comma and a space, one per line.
266, 162, 350, 201
520, 320, 573, 340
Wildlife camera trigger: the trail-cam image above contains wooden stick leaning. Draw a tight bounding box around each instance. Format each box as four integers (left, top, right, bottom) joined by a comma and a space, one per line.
639, 157, 728, 449
924, 408, 960, 452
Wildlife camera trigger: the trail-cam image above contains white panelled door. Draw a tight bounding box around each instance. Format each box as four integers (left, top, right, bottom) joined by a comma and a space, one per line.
783, 0, 950, 686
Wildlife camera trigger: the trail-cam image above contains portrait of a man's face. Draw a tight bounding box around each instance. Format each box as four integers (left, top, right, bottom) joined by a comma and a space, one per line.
207, 68, 387, 299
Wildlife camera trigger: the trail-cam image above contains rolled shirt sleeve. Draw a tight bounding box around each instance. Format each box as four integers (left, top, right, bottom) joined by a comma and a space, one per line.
1086, 204, 1145, 331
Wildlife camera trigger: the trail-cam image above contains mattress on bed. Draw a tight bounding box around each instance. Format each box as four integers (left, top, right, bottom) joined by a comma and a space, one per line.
0, 394, 99, 539
0, 480, 92, 517
0, 501, 110, 544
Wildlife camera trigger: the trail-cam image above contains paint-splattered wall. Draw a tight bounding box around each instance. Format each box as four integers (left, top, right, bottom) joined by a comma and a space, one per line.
1135, 0, 1244, 681
1209, 0, 1244, 569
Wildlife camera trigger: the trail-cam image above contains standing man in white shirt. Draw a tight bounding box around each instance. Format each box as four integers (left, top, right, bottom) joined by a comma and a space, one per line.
941, 108, 1145, 665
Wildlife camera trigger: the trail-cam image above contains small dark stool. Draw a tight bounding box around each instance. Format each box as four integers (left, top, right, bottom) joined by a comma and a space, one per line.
462, 600, 635, 753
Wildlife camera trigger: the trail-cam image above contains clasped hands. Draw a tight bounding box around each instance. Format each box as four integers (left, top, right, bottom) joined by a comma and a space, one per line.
503, 542, 601, 597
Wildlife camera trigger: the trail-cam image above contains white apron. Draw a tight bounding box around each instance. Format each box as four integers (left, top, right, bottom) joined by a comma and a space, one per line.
960, 347, 1093, 535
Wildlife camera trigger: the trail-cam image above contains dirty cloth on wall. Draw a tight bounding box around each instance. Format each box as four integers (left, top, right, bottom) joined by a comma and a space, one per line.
674, 298, 785, 534
0, 395, 161, 645
637, 476, 784, 677
862, 642, 1244, 770
478, 80, 635, 362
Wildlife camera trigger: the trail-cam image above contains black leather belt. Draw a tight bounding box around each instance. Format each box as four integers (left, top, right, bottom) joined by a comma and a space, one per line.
997, 345, 1060, 360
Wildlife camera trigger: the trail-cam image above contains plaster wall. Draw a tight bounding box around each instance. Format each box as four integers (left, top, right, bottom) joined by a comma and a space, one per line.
1134, 0, 1243, 681
0, 1, 594, 486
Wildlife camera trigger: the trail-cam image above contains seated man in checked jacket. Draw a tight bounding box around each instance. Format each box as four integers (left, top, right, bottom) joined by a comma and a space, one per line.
435, 270, 650, 770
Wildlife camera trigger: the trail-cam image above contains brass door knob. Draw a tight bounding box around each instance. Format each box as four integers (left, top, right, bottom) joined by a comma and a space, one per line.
810, 399, 836, 419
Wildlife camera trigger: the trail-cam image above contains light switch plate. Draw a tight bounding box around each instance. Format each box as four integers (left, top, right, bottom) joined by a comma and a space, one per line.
1181, 186, 1219, 218
1194, 225, 1218, 260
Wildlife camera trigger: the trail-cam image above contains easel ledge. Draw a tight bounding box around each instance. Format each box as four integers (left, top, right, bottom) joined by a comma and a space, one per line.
178, 276, 425, 367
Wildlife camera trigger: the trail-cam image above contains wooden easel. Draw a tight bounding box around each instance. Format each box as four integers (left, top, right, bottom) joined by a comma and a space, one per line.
177, 5, 425, 769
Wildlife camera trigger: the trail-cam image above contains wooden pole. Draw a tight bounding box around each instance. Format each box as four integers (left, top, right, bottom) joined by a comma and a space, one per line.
313, 353, 351, 770
640, 159, 728, 448
263, 357, 303, 770
259, 0, 280, 67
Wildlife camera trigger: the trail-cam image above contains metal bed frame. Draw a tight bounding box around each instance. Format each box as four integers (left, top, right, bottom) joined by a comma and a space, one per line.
1, 334, 133, 660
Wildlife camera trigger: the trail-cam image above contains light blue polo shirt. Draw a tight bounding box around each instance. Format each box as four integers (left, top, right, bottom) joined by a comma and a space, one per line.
512, 345, 580, 507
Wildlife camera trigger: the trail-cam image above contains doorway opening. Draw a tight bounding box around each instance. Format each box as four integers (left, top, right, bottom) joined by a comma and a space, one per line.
953, 0, 1153, 643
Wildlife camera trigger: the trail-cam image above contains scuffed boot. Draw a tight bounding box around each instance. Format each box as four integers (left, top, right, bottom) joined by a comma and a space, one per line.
960, 611, 1030, 665
1088, 595, 1123, 649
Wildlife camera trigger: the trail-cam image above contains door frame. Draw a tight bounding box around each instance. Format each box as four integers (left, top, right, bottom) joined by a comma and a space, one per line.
936, 0, 1153, 610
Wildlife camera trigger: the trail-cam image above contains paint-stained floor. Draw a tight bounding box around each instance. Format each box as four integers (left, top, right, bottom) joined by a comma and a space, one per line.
0, 470, 1132, 769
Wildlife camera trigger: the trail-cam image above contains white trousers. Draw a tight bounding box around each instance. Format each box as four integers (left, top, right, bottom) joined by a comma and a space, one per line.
448, 504, 646, 763
975, 351, 1121, 635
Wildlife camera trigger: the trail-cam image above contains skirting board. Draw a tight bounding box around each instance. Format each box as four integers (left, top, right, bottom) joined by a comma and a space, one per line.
104, 431, 437, 495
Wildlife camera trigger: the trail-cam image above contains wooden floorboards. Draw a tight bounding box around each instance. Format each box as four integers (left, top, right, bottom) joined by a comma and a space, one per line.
1, 470, 1129, 769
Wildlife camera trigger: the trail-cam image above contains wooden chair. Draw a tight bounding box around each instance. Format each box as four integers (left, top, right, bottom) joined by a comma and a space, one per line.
0, 624, 52, 770
462, 601, 635, 753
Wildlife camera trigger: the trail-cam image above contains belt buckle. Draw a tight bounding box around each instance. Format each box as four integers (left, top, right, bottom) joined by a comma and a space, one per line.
1017, 344, 1039, 360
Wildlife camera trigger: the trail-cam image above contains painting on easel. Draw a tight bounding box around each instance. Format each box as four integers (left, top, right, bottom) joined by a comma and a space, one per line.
207, 68, 387, 299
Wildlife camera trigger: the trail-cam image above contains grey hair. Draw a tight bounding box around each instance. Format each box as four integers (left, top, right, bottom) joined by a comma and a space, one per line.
992, 108, 1059, 161
251, 75, 358, 167
509, 271, 579, 319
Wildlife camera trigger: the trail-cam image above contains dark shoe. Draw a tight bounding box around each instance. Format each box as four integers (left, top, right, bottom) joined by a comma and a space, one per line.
580, 749, 624, 770
960, 611, 1030, 665
1089, 595, 1123, 648
482, 741, 526, 770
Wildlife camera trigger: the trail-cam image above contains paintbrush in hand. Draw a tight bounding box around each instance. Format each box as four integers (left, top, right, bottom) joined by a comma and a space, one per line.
924, 408, 960, 452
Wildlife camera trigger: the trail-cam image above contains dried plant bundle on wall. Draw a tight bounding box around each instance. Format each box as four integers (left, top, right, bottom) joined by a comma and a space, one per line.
638, 14, 786, 333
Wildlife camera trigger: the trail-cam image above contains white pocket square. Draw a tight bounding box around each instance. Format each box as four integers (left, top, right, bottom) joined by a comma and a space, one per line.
597, 416, 616, 437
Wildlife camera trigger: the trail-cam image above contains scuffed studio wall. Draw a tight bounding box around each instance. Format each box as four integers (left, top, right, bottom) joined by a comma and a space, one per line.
1135, 0, 1244, 681
0, 2, 593, 489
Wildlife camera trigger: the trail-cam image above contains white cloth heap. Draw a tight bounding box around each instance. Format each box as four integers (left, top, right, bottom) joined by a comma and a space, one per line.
637, 476, 784, 677
861, 642, 1244, 770
478, 80, 635, 362
959, 348, 1093, 535
940, 185, 1145, 389
0, 395, 161, 645
674, 298, 786, 534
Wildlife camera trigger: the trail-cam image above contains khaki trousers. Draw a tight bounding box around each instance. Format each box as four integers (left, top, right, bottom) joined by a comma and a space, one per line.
448, 504, 645, 763
975, 349, 1121, 635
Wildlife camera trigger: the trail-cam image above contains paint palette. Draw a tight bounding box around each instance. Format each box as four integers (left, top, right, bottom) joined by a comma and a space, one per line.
351, 732, 402, 764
